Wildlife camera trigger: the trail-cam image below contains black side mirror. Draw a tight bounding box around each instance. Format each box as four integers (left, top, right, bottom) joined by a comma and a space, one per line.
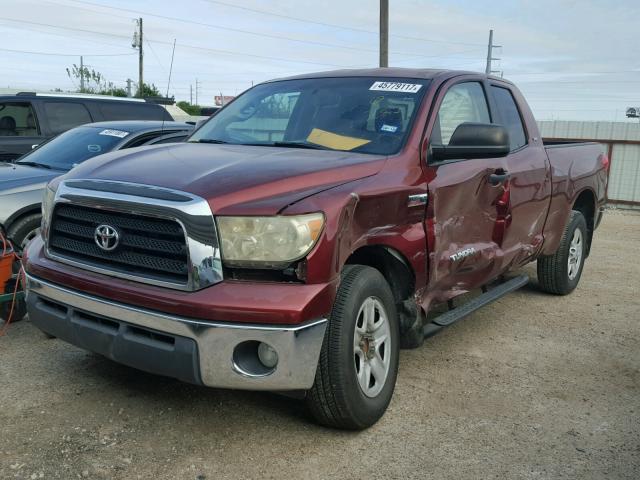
431, 123, 510, 162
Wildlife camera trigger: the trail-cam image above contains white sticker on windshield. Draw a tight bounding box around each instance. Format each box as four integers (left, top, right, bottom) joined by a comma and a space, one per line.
370, 81, 422, 93
380, 124, 398, 133
99, 129, 130, 138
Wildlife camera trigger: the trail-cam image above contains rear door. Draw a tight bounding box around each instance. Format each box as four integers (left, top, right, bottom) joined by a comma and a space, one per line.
423, 78, 510, 298
40, 100, 93, 136
487, 83, 551, 266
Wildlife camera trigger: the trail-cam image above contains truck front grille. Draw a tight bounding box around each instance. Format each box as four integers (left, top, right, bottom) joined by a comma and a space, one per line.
48, 204, 189, 284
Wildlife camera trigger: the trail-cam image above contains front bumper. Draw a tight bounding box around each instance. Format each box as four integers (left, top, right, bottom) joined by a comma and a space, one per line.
26, 274, 327, 391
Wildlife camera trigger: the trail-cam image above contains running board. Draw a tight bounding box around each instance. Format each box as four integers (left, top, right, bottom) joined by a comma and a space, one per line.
423, 275, 529, 337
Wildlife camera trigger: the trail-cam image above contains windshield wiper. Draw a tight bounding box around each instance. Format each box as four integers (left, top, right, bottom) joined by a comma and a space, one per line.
270, 141, 329, 150
189, 139, 229, 144
16, 161, 52, 169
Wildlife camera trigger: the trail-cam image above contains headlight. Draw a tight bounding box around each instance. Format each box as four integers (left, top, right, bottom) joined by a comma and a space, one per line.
217, 213, 324, 268
41, 183, 57, 241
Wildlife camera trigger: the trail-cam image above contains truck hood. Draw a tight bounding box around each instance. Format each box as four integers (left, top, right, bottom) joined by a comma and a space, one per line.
0, 162, 61, 195
64, 143, 387, 214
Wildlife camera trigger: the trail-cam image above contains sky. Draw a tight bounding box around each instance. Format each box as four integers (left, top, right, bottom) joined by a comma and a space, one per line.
1, 0, 639, 121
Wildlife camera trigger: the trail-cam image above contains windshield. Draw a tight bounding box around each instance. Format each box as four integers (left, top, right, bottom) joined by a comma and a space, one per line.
16, 126, 129, 170
189, 77, 430, 155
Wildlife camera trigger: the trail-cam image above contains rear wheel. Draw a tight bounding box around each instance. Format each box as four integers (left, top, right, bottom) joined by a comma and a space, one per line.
537, 210, 588, 295
307, 265, 399, 430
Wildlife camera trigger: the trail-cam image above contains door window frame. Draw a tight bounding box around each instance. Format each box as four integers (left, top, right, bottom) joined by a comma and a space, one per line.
422, 76, 497, 167
487, 82, 530, 154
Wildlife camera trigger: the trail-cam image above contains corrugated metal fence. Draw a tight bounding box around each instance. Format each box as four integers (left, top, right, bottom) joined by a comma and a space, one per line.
538, 121, 640, 207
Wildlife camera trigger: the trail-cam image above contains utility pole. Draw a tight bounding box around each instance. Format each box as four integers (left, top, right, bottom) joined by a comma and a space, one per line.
485, 29, 502, 76
132, 18, 144, 97
190, 84, 193, 104
195, 79, 200, 105
126, 79, 132, 97
79, 56, 84, 92
379, 0, 388, 68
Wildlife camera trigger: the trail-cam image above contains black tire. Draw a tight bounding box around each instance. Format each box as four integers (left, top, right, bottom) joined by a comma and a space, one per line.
7, 213, 41, 252
307, 265, 400, 430
537, 210, 588, 295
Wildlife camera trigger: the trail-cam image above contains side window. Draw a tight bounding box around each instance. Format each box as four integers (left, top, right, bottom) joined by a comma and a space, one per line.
490, 86, 527, 150
43, 102, 92, 134
99, 102, 167, 121
0, 102, 39, 136
146, 134, 188, 145
434, 82, 490, 145
226, 92, 300, 142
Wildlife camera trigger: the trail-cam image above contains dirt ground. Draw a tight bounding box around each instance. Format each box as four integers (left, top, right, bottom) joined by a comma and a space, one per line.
1, 211, 638, 480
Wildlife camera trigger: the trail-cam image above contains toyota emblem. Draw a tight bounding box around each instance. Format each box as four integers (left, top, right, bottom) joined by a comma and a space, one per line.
94, 224, 120, 251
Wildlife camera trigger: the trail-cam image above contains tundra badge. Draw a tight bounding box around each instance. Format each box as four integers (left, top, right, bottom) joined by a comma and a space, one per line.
450, 247, 477, 262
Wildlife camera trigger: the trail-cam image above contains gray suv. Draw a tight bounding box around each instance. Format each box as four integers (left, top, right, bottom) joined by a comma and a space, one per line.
0, 120, 193, 249
0, 92, 173, 162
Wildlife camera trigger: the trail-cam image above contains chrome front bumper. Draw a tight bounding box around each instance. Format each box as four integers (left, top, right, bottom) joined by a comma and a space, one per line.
26, 275, 327, 391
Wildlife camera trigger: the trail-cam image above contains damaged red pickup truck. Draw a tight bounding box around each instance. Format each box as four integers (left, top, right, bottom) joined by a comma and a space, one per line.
25, 69, 608, 429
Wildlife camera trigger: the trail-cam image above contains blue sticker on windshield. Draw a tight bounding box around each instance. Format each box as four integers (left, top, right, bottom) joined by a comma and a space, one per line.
87, 144, 102, 153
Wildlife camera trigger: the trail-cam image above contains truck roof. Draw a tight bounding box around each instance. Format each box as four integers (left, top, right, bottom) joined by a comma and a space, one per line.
270, 67, 511, 84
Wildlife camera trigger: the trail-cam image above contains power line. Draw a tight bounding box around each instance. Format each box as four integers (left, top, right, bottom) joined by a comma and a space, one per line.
0, 47, 135, 57
51, 0, 480, 59
199, 0, 486, 47
0, 19, 135, 51
0, 16, 364, 68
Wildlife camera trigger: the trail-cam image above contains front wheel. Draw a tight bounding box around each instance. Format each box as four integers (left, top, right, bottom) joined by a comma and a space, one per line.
7, 213, 41, 252
307, 265, 399, 430
537, 210, 588, 295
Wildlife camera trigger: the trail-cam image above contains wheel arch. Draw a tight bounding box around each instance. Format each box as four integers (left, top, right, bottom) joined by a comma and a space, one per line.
4, 203, 41, 233
572, 188, 596, 256
344, 244, 415, 304
344, 244, 421, 343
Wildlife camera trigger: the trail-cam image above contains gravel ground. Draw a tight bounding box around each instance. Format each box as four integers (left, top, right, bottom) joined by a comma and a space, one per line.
1, 211, 639, 480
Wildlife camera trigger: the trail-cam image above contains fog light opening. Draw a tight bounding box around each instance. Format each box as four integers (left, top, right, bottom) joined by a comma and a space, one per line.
258, 342, 278, 369
232, 340, 278, 377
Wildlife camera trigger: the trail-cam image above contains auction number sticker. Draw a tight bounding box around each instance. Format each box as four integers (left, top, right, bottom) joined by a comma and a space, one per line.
99, 129, 130, 138
370, 81, 422, 93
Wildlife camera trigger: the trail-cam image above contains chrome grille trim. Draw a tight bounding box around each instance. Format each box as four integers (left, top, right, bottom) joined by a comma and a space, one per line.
45, 179, 222, 291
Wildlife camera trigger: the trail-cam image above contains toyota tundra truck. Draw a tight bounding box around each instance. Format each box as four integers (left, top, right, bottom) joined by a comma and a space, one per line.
24, 69, 608, 430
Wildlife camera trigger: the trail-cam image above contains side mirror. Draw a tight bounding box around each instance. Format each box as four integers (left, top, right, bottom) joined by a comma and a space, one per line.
431, 123, 510, 162
194, 118, 208, 130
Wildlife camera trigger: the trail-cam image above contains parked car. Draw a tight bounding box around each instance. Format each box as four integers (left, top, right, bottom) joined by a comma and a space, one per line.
24, 69, 608, 429
0, 120, 192, 249
0, 92, 173, 162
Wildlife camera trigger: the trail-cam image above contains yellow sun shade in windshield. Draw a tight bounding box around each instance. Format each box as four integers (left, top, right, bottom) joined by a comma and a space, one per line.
306, 128, 371, 151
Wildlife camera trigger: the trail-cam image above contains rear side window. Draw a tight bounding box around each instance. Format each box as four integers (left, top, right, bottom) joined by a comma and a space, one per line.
434, 82, 490, 145
98, 102, 168, 121
44, 102, 92, 134
0, 102, 39, 136
491, 86, 527, 150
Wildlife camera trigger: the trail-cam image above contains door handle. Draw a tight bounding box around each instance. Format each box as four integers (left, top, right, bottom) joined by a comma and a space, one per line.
488, 169, 510, 186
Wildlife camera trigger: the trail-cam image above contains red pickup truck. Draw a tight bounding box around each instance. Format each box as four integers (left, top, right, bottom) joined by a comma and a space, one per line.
25, 69, 608, 429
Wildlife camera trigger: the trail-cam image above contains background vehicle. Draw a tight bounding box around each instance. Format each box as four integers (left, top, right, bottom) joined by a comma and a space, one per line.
0, 120, 192, 249
0, 93, 173, 162
25, 69, 608, 429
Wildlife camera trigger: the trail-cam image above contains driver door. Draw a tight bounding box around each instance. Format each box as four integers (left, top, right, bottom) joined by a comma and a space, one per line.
424, 80, 510, 300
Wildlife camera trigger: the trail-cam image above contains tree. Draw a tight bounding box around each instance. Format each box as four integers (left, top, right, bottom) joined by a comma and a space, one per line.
66, 64, 104, 94
139, 82, 162, 97
177, 101, 202, 116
